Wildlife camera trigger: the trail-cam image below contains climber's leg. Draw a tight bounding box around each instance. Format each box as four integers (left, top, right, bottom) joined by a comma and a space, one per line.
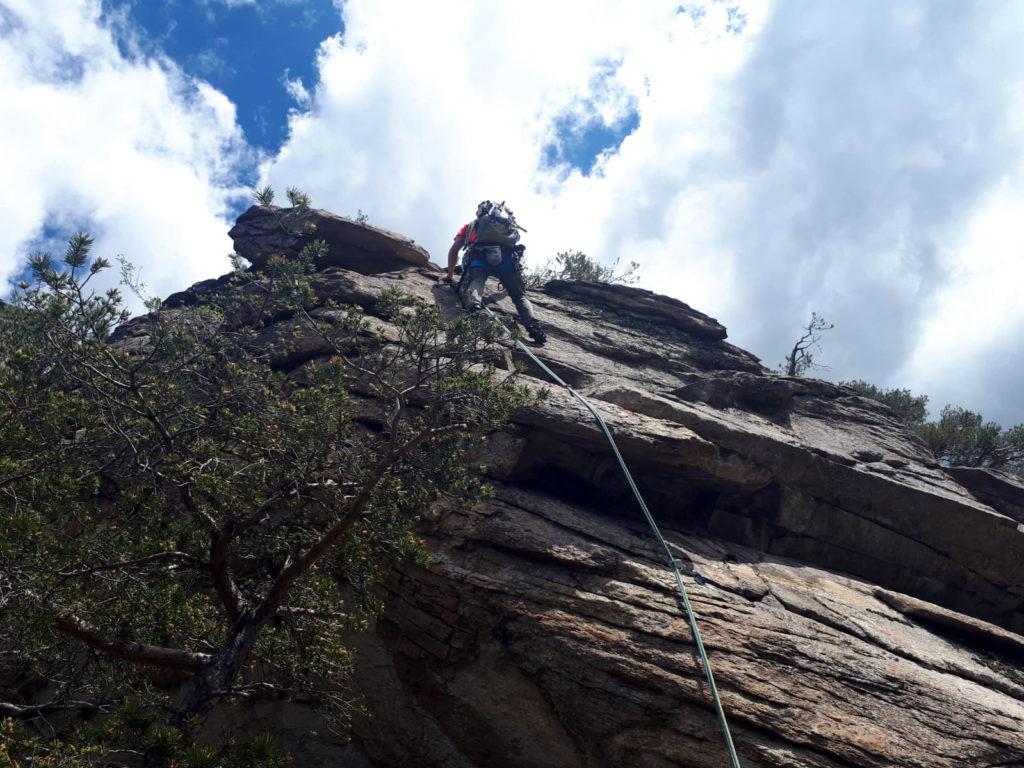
459, 266, 489, 312
500, 263, 546, 343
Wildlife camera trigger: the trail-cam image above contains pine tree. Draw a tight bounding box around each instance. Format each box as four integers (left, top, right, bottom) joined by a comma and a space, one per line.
0, 233, 529, 761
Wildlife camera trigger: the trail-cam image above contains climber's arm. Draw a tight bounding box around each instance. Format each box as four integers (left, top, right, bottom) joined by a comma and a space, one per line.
442, 237, 462, 283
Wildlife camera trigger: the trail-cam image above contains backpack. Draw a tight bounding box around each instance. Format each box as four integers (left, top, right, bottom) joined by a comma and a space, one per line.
466, 201, 522, 248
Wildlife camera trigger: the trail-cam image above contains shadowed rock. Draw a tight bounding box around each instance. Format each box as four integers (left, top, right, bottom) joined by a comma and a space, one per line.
946, 466, 1024, 524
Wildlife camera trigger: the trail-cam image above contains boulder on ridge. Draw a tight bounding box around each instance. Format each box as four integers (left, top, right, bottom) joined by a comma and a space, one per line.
228, 205, 432, 274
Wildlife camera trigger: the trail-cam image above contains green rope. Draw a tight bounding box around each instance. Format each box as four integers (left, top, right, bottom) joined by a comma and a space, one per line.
482, 304, 742, 768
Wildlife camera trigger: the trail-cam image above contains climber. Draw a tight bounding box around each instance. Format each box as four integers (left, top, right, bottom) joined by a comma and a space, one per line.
439, 201, 547, 344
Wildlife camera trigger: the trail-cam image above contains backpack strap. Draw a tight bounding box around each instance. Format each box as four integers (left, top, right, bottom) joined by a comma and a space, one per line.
463, 220, 477, 251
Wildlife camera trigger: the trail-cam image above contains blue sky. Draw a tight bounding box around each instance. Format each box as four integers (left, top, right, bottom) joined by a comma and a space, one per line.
3, 1, 1024, 426
109, 0, 634, 175
115, 0, 340, 152
110, 0, 646, 227
543, 110, 641, 176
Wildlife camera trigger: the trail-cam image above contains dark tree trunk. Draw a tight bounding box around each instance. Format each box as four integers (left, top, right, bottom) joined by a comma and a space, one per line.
175, 608, 263, 724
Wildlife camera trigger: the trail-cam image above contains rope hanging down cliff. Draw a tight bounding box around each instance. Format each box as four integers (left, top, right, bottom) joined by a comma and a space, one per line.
479, 302, 743, 768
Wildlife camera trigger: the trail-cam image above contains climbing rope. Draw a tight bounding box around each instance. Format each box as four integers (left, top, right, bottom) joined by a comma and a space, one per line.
480, 303, 742, 768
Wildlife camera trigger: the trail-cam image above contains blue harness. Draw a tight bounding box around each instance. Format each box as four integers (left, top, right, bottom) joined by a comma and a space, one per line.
467, 255, 515, 275
465, 243, 515, 276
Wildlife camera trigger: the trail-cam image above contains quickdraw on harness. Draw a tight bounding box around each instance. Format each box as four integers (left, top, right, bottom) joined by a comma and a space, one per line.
476, 299, 743, 768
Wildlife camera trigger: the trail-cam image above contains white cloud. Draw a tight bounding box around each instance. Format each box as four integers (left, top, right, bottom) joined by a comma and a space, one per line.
282, 69, 311, 108
0, 0, 251, 299
201, 0, 255, 7
263, 1, 749, 277
896, 182, 1024, 424
262, 0, 1024, 424
706, 1, 1024, 425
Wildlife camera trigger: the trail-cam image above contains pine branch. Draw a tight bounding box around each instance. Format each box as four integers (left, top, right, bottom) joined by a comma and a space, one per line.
55, 614, 211, 672
58, 551, 202, 578
0, 698, 110, 718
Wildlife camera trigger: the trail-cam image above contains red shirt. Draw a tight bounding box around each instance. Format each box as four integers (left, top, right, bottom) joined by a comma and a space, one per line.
454, 223, 478, 248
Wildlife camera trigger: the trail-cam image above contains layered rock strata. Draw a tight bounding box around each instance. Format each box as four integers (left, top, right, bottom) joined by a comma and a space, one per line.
128, 207, 1024, 767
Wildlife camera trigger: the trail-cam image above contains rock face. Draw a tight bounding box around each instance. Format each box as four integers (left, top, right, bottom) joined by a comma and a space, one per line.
946, 466, 1024, 525
147, 209, 1024, 766
228, 205, 431, 273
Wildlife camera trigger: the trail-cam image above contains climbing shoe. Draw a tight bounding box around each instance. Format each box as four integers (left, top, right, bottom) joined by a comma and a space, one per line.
525, 321, 547, 344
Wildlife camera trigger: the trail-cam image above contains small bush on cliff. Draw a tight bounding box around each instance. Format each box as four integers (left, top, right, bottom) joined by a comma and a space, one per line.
523, 250, 640, 289
842, 381, 1023, 475
916, 406, 1024, 474
841, 380, 929, 427
0, 234, 529, 761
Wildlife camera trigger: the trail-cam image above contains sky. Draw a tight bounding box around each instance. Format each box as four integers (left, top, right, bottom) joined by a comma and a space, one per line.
2, 0, 1023, 426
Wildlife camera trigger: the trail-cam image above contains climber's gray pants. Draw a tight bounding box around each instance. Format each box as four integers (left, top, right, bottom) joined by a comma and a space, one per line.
460, 264, 537, 325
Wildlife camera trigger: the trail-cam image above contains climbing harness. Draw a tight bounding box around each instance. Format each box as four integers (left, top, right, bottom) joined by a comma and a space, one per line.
479, 302, 743, 768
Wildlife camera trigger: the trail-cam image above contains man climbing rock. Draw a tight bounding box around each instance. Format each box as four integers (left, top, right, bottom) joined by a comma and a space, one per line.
440, 201, 547, 344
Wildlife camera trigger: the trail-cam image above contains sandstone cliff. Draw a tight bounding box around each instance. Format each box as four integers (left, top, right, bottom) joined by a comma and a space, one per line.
148, 206, 1024, 766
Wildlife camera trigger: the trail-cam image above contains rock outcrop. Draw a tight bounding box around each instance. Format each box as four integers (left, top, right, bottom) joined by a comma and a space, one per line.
946, 466, 1024, 525
228, 205, 431, 273
140, 207, 1024, 766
